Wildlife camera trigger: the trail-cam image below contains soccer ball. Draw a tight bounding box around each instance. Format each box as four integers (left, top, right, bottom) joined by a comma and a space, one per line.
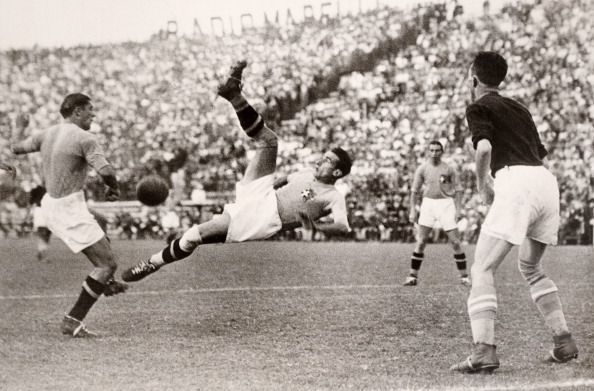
136, 175, 169, 206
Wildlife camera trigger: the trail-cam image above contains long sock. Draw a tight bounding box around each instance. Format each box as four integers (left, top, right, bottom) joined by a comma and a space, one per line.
531, 278, 569, 336
150, 228, 201, 267
230, 95, 264, 138
455, 252, 468, 277
409, 252, 423, 277
468, 284, 497, 345
519, 259, 570, 337
68, 276, 105, 321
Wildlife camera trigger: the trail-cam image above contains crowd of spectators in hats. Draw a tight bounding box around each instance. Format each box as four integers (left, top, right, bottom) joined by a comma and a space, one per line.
1, 0, 592, 244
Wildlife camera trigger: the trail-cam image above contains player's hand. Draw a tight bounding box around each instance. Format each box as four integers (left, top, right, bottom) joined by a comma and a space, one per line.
105, 187, 120, 202
479, 181, 494, 205
408, 210, 417, 224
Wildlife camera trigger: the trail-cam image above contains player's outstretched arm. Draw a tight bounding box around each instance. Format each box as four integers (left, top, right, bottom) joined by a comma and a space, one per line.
297, 210, 350, 236
273, 175, 289, 189
10, 113, 39, 155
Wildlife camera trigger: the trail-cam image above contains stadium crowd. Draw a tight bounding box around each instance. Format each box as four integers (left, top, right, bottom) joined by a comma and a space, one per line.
0, 0, 592, 244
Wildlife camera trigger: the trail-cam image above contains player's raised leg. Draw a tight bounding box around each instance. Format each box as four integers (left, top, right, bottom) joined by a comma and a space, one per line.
61, 237, 128, 337
218, 60, 279, 182
518, 238, 578, 363
450, 232, 513, 373
122, 61, 279, 283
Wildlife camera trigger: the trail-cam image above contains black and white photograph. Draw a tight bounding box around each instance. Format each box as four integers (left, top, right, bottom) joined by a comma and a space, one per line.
0, 0, 592, 389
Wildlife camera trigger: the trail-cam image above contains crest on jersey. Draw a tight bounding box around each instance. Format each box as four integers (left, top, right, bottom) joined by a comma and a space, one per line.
301, 187, 316, 201
439, 174, 452, 184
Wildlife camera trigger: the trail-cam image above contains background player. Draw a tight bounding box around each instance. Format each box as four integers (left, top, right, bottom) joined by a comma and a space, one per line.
451, 52, 578, 373
122, 61, 352, 282
10, 95, 128, 337
29, 185, 51, 262
404, 141, 470, 286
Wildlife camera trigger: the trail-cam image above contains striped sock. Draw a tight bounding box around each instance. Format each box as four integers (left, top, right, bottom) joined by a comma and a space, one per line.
530, 278, 569, 336
68, 276, 105, 321
468, 284, 497, 345
230, 95, 264, 138
409, 252, 423, 276
454, 252, 467, 277
150, 238, 195, 267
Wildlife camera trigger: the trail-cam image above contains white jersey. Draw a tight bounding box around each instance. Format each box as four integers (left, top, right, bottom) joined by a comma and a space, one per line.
276, 169, 350, 230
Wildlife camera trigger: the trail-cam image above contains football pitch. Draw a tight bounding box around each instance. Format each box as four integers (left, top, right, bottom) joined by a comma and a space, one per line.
0, 239, 592, 390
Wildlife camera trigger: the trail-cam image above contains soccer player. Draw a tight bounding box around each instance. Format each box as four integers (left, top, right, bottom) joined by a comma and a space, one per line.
451, 52, 578, 373
404, 141, 470, 286
122, 61, 352, 282
10, 95, 129, 337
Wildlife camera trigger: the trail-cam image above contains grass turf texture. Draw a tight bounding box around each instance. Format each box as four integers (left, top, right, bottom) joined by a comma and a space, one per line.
0, 239, 592, 390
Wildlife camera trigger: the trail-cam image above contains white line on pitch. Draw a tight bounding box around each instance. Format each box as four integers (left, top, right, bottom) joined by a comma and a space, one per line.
437, 378, 594, 391
1, 284, 400, 300
0, 281, 590, 301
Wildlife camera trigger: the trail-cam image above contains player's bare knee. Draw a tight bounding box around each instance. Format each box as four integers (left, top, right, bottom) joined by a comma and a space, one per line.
518, 259, 544, 283
89, 265, 115, 284
451, 240, 462, 252
179, 225, 203, 251
416, 240, 427, 251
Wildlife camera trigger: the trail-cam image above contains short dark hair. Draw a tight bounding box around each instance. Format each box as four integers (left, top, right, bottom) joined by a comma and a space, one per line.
471, 51, 508, 87
331, 147, 352, 177
429, 140, 444, 151
60, 93, 91, 118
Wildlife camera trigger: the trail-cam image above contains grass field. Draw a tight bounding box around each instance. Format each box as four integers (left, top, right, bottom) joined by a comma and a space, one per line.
0, 238, 592, 390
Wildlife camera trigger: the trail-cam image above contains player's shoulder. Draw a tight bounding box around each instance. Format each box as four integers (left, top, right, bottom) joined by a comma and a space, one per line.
295, 168, 315, 177
466, 94, 499, 113
68, 125, 98, 143
416, 161, 428, 172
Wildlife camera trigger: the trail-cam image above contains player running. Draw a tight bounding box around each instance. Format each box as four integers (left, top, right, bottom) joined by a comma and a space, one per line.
122, 61, 352, 282
10, 94, 128, 337
404, 140, 470, 286
451, 52, 578, 373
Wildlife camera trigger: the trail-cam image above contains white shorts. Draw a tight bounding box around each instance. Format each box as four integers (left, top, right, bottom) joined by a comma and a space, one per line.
223, 174, 282, 243
482, 165, 559, 245
32, 206, 47, 229
40, 191, 105, 253
418, 197, 457, 231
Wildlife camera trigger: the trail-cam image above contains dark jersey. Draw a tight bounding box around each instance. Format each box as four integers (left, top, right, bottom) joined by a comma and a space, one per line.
466, 92, 547, 177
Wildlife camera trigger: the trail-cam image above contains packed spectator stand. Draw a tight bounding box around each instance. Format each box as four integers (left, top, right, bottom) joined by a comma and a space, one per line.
0, 0, 592, 244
